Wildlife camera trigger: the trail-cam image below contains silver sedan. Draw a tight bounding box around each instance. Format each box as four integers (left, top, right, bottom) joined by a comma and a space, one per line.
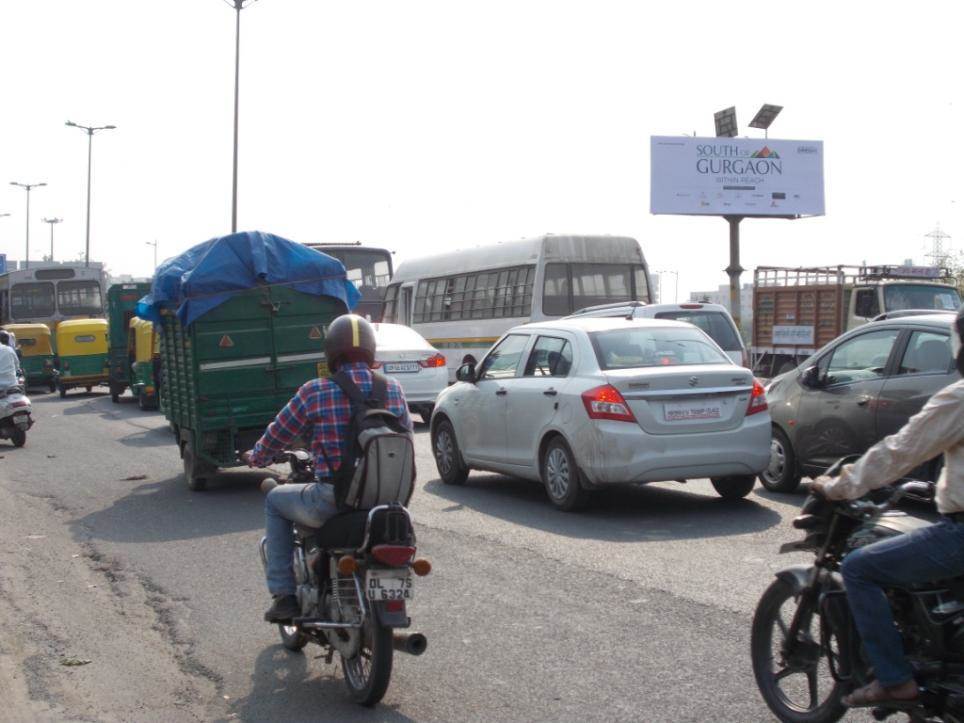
430, 317, 772, 510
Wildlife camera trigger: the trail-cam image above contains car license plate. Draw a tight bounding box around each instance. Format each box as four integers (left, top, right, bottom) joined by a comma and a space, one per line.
384, 362, 420, 373
365, 569, 414, 601
664, 399, 723, 422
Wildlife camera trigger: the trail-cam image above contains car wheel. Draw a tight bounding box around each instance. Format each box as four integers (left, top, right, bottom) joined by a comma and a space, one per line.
711, 475, 756, 500
541, 437, 590, 512
759, 427, 802, 493
432, 418, 469, 485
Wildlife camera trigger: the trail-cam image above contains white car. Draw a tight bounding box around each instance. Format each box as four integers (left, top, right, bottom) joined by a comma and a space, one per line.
429, 317, 771, 510
372, 323, 448, 423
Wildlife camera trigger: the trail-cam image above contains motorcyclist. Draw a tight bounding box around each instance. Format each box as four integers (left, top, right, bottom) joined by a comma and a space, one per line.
812, 305, 964, 707
0, 331, 22, 388
243, 314, 413, 623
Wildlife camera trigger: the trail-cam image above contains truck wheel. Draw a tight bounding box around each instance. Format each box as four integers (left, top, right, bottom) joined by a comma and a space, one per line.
759, 427, 802, 493
48, 381, 56, 393
182, 440, 214, 492
58, 384, 67, 399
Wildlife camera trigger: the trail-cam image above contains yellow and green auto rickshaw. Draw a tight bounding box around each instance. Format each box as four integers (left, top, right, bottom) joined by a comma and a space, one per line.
54, 319, 110, 398
127, 317, 161, 410
3, 323, 56, 392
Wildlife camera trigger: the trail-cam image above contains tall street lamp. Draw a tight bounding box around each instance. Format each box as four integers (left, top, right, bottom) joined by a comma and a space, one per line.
9, 182, 47, 269
43, 217, 63, 261
224, 0, 260, 234
146, 239, 158, 269
66, 120, 116, 267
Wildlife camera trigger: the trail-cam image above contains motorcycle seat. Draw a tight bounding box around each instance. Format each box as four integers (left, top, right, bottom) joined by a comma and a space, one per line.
295, 510, 370, 550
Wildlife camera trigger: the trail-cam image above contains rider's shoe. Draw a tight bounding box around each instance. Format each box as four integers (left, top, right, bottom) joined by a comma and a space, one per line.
264, 594, 299, 623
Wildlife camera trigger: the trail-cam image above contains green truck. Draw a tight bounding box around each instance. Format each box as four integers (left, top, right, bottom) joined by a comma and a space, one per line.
141, 231, 360, 490
107, 282, 152, 403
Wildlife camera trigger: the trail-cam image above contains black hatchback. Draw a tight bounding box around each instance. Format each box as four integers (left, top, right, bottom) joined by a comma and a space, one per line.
759, 313, 958, 492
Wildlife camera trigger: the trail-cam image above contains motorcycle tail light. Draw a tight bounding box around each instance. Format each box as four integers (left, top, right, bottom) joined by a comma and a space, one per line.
11, 401, 28, 408
337, 555, 358, 575
385, 600, 405, 613
419, 353, 447, 368
746, 378, 768, 416
411, 558, 432, 576
371, 544, 416, 567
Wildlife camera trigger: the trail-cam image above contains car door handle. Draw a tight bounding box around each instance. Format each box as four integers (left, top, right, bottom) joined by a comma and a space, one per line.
543, 388, 558, 396
856, 395, 872, 406
495, 388, 508, 396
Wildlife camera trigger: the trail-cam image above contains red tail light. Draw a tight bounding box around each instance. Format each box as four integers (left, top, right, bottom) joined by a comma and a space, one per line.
746, 378, 768, 416
419, 353, 446, 368
581, 385, 636, 422
11, 401, 28, 408
385, 600, 406, 613
371, 544, 416, 567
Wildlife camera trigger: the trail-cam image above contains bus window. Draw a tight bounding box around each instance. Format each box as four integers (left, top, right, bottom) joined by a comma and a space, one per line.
11, 283, 56, 319
542, 264, 571, 315
57, 280, 104, 315
571, 264, 633, 309
383, 284, 400, 322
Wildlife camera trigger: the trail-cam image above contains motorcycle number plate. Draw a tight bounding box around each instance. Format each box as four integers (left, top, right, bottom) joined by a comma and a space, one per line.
365, 569, 414, 602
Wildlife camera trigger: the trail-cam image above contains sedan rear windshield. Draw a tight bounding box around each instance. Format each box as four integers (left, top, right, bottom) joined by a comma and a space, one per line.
590, 327, 730, 370
653, 310, 742, 351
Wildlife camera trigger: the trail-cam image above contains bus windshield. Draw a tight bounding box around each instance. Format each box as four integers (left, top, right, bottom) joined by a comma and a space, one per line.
543, 263, 649, 315
884, 284, 960, 312
321, 248, 393, 320
57, 280, 104, 315
11, 282, 56, 319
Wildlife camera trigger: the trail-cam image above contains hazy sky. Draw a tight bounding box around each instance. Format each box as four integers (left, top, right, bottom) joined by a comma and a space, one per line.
1, 1, 960, 300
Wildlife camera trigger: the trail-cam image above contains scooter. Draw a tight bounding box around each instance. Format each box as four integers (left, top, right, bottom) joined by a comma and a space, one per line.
0, 384, 34, 447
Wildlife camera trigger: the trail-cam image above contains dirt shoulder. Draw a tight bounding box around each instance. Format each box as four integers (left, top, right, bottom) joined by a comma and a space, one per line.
0, 480, 223, 722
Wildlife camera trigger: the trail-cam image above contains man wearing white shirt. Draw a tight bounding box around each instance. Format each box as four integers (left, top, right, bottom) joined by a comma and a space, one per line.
0, 331, 21, 388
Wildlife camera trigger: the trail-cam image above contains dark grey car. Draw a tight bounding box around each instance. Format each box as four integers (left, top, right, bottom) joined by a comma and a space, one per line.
760, 313, 958, 492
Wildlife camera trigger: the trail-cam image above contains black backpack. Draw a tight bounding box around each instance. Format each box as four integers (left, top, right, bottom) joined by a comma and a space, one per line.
323, 371, 416, 510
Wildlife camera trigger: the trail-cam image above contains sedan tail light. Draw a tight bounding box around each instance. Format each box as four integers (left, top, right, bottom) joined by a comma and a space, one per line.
419, 353, 446, 368
746, 378, 768, 416
581, 385, 637, 422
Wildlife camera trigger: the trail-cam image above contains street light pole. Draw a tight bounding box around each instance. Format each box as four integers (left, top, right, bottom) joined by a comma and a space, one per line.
9, 182, 47, 269
66, 121, 116, 268
225, 0, 259, 234
42, 218, 63, 261
146, 239, 158, 269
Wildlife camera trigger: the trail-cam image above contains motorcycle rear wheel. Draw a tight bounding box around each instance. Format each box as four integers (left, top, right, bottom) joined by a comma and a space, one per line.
11, 429, 26, 447
341, 614, 393, 706
751, 578, 846, 723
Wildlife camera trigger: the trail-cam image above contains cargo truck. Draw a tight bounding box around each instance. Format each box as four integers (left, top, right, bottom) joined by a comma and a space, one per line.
752, 264, 960, 376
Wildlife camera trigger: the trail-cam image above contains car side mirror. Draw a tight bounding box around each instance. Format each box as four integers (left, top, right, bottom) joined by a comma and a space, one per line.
456, 363, 476, 383
800, 365, 823, 389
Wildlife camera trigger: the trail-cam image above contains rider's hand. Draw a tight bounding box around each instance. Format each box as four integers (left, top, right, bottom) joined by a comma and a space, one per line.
810, 476, 835, 498
242, 450, 257, 468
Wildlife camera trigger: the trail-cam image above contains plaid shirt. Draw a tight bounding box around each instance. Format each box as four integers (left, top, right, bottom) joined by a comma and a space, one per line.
250, 362, 413, 478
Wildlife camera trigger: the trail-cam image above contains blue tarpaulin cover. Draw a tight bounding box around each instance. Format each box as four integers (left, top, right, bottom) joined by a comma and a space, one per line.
137, 231, 360, 326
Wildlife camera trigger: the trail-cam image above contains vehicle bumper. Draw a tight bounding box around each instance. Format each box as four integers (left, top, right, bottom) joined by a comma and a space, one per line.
570, 413, 772, 486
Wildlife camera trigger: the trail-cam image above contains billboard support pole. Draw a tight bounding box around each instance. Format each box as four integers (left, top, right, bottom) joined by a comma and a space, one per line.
724, 215, 744, 331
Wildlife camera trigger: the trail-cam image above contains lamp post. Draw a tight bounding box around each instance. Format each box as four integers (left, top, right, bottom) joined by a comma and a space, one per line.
9, 182, 46, 269
146, 239, 158, 269
42, 218, 63, 261
224, 0, 260, 234
65, 120, 116, 268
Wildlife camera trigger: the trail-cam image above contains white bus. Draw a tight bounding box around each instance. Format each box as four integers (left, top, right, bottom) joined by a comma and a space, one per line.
382, 235, 652, 379
0, 262, 108, 328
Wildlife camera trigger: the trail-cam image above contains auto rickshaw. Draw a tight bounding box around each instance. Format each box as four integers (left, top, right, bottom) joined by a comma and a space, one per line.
2, 323, 56, 392
127, 318, 161, 410
54, 319, 110, 397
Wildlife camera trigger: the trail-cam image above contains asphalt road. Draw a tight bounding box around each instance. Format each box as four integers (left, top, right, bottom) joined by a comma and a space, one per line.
1, 389, 915, 721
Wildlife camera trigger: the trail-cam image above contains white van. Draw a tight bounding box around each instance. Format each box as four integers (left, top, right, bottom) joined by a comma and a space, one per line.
383, 235, 653, 380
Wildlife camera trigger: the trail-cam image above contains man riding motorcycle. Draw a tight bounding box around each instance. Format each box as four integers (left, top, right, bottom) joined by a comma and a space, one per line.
243, 314, 413, 623
0, 331, 22, 388
812, 305, 964, 708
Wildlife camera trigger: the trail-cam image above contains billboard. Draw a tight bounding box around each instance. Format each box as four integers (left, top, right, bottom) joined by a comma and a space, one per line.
650, 136, 824, 217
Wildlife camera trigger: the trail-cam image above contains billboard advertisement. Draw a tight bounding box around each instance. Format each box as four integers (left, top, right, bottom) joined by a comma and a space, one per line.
650, 136, 825, 217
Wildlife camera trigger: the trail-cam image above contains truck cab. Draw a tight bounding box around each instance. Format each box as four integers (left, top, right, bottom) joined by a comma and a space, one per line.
847, 279, 960, 329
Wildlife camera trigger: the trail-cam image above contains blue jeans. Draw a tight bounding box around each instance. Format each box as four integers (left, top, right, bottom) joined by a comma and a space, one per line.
264, 482, 339, 596
842, 518, 964, 687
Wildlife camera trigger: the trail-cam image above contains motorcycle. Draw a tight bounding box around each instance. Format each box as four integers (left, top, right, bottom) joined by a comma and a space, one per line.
0, 384, 33, 447
258, 450, 431, 707
751, 458, 964, 723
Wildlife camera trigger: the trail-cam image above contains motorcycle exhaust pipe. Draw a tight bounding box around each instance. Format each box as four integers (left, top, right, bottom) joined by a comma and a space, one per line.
393, 632, 427, 656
